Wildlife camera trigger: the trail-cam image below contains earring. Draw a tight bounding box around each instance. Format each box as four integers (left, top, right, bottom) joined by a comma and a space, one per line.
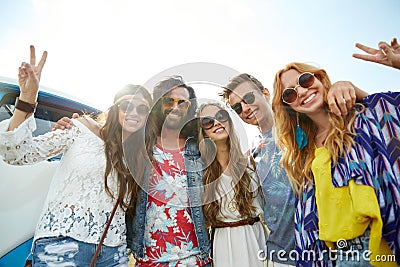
295, 113, 308, 149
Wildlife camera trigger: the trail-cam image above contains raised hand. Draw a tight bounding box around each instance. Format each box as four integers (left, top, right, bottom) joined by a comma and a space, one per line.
8, 46, 48, 131
18, 45, 48, 101
353, 38, 400, 70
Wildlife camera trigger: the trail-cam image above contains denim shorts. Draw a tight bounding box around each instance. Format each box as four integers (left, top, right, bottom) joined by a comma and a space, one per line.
336, 230, 372, 267
32, 236, 129, 267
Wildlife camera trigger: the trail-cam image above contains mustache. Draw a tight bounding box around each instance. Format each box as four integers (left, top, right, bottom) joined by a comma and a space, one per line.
164, 109, 184, 117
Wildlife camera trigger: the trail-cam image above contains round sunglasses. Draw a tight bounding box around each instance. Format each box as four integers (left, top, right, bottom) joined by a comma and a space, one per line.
200, 109, 230, 130
282, 72, 315, 104
117, 101, 150, 115
230, 91, 256, 114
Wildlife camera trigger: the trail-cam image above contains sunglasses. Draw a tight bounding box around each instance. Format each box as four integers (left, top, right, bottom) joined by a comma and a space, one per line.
230, 91, 256, 114
200, 109, 230, 130
117, 101, 150, 115
161, 96, 191, 110
282, 72, 315, 104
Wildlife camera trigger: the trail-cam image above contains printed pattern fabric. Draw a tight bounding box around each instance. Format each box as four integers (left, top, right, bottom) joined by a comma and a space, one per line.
251, 129, 297, 265
136, 144, 208, 267
252, 130, 294, 228
295, 92, 400, 266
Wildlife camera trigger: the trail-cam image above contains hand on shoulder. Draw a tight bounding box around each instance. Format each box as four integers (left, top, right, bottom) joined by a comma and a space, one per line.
76, 115, 101, 137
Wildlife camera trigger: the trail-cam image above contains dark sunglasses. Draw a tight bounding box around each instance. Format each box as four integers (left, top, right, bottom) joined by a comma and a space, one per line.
200, 109, 230, 130
161, 96, 191, 110
230, 91, 256, 114
282, 72, 315, 104
117, 101, 150, 115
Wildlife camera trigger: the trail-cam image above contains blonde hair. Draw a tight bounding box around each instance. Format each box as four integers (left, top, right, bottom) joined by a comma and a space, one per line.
197, 102, 258, 227
272, 62, 357, 195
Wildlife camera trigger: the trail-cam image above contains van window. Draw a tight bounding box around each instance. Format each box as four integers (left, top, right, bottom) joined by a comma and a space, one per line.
0, 103, 56, 137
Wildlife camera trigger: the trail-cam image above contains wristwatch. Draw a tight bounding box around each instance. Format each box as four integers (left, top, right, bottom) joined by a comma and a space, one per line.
15, 97, 38, 113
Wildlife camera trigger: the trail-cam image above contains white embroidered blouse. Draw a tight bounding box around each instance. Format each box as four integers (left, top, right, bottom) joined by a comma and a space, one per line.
0, 116, 126, 246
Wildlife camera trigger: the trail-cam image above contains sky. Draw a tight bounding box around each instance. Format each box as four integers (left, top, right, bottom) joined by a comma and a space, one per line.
0, 0, 399, 142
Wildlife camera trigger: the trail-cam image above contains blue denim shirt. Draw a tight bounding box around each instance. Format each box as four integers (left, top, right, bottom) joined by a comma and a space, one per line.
126, 137, 211, 262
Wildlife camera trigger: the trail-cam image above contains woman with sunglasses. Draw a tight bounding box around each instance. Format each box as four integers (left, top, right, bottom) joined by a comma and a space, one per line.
196, 102, 265, 267
0, 46, 152, 266
272, 62, 399, 267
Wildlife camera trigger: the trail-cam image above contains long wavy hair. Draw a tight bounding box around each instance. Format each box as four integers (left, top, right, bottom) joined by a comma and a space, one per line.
100, 84, 152, 211
198, 102, 258, 227
272, 62, 358, 195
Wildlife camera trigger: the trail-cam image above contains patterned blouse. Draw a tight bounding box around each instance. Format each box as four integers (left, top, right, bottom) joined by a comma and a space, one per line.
0, 117, 126, 246
295, 92, 400, 267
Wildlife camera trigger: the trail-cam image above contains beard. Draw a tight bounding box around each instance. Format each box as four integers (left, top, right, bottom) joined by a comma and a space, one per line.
162, 109, 188, 130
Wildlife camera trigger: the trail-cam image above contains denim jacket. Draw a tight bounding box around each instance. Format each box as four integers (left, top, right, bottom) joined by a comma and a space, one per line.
126, 137, 211, 262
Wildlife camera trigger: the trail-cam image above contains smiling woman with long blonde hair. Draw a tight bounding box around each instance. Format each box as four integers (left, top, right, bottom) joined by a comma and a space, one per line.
272, 62, 399, 267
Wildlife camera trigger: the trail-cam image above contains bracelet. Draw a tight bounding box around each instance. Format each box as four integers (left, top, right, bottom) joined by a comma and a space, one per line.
15, 97, 37, 113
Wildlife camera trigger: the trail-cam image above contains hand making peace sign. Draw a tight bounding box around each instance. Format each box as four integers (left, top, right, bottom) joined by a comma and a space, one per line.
353, 37, 400, 70
18, 45, 48, 101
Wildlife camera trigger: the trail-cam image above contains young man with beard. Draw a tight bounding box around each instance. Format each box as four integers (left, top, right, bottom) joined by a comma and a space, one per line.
221, 74, 365, 266
126, 76, 211, 267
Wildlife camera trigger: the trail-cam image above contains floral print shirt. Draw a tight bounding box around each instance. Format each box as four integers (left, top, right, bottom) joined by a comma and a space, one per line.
136, 144, 209, 267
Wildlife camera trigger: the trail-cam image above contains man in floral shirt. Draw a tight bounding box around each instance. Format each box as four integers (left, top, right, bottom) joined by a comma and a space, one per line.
127, 76, 211, 267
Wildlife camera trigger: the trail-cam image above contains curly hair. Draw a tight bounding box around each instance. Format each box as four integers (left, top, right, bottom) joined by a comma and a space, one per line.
197, 102, 258, 227
271, 63, 358, 195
